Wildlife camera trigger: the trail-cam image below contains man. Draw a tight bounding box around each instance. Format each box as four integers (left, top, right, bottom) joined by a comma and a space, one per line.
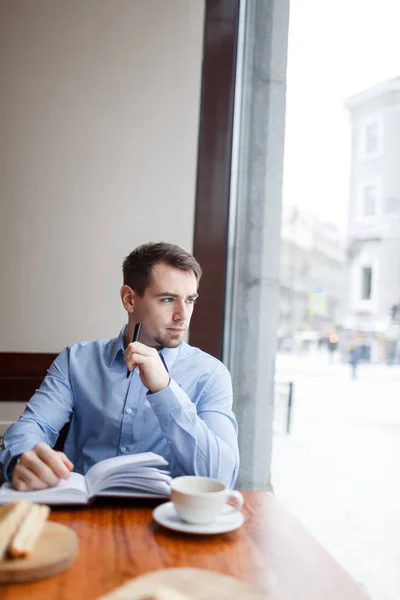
0, 242, 239, 491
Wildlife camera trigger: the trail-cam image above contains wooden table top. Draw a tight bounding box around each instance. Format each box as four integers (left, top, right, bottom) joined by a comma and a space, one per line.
1, 491, 370, 600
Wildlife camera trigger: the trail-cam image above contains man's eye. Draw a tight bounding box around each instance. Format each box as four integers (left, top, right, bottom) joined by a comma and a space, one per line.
186, 298, 197, 304
161, 298, 173, 303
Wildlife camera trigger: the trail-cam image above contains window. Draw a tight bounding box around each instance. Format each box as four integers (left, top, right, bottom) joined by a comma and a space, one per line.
359, 115, 382, 160
365, 122, 378, 155
357, 178, 381, 221
363, 185, 376, 217
361, 266, 372, 300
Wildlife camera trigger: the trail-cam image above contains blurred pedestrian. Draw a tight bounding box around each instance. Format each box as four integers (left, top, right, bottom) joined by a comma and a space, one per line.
328, 332, 339, 364
349, 345, 361, 379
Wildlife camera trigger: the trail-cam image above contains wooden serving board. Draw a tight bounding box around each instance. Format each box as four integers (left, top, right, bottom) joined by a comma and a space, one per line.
0, 521, 79, 583
99, 567, 263, 600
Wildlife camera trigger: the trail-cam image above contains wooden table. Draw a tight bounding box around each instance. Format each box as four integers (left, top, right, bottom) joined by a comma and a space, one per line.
1, 492, 370, 600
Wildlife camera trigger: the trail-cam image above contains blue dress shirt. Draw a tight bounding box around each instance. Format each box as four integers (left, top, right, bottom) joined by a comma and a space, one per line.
0, 327, 239, 487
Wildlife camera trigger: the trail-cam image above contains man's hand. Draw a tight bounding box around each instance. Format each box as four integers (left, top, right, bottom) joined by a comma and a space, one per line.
12, 442, 74, 491
124, 342, 170, 393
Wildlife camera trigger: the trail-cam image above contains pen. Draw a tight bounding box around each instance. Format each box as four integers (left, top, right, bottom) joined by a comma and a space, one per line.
126, 322, 142, 378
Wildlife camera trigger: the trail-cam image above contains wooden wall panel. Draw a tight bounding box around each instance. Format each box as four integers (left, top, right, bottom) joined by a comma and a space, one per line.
190, 0, 240, 359
0, 352, 68, 451
0, 353, 56, 402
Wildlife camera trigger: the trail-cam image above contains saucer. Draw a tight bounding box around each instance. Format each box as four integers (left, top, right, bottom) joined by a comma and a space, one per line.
153, 502, 244, 535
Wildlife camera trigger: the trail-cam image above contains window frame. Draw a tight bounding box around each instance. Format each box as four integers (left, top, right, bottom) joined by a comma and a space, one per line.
358, 113, 383, 161
361, 265, 373, 301
352, 250, 379, 311
357, 177, 381, 223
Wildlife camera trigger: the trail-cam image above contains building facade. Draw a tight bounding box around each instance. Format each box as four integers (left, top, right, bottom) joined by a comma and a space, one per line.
279, 207, 345, 351
344, 77, 400, 362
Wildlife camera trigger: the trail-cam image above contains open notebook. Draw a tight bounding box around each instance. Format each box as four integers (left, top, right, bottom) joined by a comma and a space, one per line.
0, 452, 171, 505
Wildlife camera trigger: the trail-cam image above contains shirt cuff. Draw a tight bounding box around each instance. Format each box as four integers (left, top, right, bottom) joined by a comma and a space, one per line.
146, 378, 194, 421
0, 439, 36, 483
4, 454, 22, 483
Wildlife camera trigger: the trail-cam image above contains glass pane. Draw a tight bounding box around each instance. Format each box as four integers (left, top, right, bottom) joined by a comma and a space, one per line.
273, 3, 400, 600
365, 122, 378, 154
361, 266, 372, 300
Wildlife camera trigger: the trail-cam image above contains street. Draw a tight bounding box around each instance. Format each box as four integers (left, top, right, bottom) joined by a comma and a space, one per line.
272, 352, 400, 600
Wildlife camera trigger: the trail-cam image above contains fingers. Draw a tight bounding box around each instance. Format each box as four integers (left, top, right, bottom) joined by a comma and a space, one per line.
12, 475, 28, 492
13, 464, 51, 491
124, 342, 137, 372
124, 343, 168, 392
124, 342, 157, 372
129, 353, 151, 365
12, 472, 28, 492
57, 452, 74, 471
17, 448, 61, 488
12, 443, 74, 491
127, 341, 154, 355
35, 443, 72, 479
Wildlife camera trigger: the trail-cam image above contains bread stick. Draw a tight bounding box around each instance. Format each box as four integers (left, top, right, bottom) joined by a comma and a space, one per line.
0, 500, 33, 560
0, 505, 12, 522
8, 503, 50, 558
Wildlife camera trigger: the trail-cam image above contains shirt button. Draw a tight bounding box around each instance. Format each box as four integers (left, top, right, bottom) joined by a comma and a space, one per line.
120, 446, 127, 453
125, 407, 132, 414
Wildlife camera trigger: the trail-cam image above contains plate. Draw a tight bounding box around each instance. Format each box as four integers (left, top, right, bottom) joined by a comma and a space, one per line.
0, 522, 78, 583
99, 567, 263, 599
153, 502, 244, 535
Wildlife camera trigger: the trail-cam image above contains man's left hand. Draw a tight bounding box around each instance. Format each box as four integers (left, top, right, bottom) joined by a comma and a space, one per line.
124, 342, 169, 393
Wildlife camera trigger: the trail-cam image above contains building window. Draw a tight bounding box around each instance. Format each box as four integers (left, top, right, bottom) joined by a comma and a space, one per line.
365, 122, 378, 155
363, 185, 376, 217
361, 266, 372, 300
359, 115, 382, 160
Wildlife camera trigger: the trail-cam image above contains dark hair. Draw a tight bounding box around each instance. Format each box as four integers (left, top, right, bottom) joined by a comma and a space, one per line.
122, 242, 202, 296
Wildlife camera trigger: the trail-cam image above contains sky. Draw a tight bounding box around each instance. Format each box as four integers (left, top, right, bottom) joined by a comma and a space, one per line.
282, 0, 400, 232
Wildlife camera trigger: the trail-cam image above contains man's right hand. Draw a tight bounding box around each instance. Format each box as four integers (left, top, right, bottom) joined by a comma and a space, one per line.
12, 442, 74, 491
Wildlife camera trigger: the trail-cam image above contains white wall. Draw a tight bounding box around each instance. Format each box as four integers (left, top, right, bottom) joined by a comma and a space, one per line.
0, 0, 204, 352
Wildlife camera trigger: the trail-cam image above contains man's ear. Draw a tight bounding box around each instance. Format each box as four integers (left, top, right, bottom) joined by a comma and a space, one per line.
120, 285, 136, 313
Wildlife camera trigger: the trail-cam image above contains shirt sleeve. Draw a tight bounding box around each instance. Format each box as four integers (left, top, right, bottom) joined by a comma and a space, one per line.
0, 348, 74, 481
146, 362, 239, 488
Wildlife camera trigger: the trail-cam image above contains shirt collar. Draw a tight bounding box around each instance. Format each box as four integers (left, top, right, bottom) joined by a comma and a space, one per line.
108, 325, 181, 371
158, 345, 180, 372
108, 325, 126, 367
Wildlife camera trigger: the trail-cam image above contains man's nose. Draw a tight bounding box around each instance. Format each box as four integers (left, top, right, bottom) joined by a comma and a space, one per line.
173, 302, 186, 321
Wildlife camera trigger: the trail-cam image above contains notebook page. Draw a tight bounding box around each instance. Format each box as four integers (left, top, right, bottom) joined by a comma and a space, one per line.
0, 472, 88, 505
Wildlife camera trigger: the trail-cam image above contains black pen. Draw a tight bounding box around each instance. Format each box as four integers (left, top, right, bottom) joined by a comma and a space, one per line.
126, 322, 142, 378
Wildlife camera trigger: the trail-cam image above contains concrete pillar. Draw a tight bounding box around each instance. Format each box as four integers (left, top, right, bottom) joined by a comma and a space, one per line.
224, 0, 290, 490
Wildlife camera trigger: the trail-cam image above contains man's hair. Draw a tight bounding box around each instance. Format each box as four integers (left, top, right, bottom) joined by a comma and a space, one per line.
122, 242, 202, 296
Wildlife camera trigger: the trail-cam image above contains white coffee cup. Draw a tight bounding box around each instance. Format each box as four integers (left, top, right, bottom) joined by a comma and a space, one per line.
170, 476, 244, 525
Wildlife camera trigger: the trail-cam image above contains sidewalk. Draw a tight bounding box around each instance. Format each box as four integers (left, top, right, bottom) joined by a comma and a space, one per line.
276, 351, 400, 380
272, 353, 400, 600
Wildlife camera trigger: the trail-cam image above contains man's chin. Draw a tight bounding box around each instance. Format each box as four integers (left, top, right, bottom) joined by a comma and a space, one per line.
164, 341, 181, 348
164, 335, 182, 348
154, 334, 183, 349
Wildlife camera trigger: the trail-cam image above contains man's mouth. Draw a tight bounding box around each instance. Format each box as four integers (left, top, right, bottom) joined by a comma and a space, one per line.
167, 327, 185, 333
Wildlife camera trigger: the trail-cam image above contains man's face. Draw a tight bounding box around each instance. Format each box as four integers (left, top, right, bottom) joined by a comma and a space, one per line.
132, 263, 199, 348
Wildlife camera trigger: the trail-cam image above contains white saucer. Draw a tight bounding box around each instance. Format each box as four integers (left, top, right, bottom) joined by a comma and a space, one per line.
153, 502, 244, 535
